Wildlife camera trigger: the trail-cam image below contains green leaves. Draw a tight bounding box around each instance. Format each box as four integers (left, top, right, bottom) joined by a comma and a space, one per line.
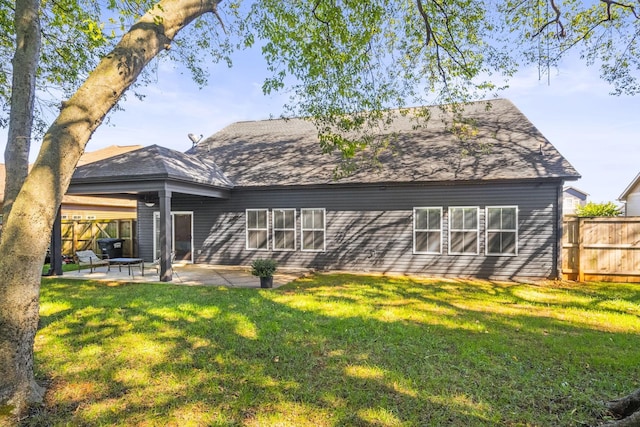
2, 0, 638, 153
500, 0, 640, 96
246, 0, 514, 169
575, 201, 623, 217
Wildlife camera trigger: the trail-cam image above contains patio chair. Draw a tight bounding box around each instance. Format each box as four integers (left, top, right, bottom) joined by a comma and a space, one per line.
146, 251, 181, 282
75, 250, 110, 273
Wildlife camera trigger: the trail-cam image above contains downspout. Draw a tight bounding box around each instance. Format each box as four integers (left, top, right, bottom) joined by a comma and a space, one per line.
555, 182, 564, 280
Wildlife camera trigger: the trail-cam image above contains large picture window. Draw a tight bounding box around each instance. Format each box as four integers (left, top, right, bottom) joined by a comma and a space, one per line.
449, 207, 479, 254
246, 209, 268, 250
273, 209, 296, 251
301, 208, 325, 251
486, 206, 518, 255
413, 207, 442, 254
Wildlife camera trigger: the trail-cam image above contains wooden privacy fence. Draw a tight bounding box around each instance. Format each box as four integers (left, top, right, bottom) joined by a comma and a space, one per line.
563, 216, 640, 283
61, 219, 137, 258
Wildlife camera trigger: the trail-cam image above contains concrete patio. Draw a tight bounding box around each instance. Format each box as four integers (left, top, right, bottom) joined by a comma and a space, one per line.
56, 263, 311, 288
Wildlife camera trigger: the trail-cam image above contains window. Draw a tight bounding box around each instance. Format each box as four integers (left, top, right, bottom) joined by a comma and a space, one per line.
273, 209, 296, 251
449, 207, 479, 254
413, 207, 442, 254
301, 208, 325, 251
486, 206, 518, 255
246, 209, 268, 250
72, 215, 82, 220
86, 215, 97, 220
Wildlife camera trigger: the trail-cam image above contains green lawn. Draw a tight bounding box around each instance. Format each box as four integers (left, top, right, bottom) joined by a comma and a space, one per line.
42, 262, 81, 275
24, 274, 640, 426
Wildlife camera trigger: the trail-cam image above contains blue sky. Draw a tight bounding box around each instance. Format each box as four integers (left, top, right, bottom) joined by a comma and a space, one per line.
3, 45, 638, 203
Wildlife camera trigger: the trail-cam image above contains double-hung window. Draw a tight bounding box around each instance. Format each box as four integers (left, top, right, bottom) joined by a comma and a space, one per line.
273, 209, 296, 251
301, 208, 325, 251
413, 207, 442, 254
449, 207, 479, 254
486, 206, 518, 255
246, 209, 268, 250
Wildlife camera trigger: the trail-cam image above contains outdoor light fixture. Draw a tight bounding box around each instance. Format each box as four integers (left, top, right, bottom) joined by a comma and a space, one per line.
143, 195, 157, 208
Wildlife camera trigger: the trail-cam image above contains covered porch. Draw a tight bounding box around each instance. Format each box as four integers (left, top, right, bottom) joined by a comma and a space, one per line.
57, 145, 234, 282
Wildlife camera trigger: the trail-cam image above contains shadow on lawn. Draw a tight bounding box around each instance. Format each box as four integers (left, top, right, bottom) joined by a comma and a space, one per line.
24, 275, 639, 426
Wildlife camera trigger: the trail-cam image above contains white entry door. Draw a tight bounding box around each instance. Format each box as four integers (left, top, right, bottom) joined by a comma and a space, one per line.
153, 211, 193, 263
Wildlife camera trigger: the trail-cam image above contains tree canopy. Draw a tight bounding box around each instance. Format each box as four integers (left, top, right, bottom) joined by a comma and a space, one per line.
2, 0, 639, 136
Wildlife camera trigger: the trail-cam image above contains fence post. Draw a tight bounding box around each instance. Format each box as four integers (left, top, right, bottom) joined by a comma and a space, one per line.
577, 217, 585, 282
72, 221, 79, 257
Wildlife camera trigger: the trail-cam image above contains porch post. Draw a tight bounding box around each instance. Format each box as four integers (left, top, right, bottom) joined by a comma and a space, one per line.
46, 206, 63, 276
159, 188, 173, 282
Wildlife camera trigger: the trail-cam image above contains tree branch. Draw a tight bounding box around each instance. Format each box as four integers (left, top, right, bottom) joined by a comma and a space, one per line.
415, 0, 433, 46
601, 0, 640, 20
531, 0, 565, 39
431, 0, 471, 74
212, 8, 226, 34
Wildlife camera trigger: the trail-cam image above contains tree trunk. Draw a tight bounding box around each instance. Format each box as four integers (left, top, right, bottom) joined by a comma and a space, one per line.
0, 0, 44, 416
0, 0, 221, 418
601, 388, 640, 427
600, 411, 640, 427
2, 0, 41, 228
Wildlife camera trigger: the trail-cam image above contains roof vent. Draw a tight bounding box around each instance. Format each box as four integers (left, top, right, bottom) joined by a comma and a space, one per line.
188, 133, 203, 147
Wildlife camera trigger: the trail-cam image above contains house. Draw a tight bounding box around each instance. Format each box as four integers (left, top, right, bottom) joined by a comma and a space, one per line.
68, 99, 580, 281
562, 186, 589, 216
0, 145, 142, 223
618, 172, 640, 216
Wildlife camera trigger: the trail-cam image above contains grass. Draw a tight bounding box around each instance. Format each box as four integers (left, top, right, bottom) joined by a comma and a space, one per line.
42, 262, 81, 274
21, 274, 640, 426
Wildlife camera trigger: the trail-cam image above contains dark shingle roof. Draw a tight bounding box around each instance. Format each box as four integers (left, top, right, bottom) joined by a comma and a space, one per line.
187, 98, 580, 187
72, 144, 233, 188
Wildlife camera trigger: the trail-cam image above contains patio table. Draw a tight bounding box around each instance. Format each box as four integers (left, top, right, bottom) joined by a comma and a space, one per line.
108, 257, 144, 277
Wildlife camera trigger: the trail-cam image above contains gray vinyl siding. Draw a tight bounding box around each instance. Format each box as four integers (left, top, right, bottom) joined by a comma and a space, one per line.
138, 180, 561, 280
137, 201, 156, 261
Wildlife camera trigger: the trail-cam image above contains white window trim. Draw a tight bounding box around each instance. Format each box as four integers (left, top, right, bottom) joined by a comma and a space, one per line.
448, 206, 479, 255
72, 215, 82, 220
246, 209, 269, 251
272, 208, 297, 251
413, 207, 443, 254
301, 208, 326, 252
485, 206, 518, 256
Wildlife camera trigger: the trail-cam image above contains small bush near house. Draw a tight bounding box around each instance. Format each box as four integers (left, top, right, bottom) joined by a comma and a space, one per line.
250, 258, 278, 278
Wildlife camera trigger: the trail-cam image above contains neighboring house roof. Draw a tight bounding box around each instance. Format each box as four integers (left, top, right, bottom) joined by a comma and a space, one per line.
563, 186, 589, 200
0, 145, 143, 207
186, 98, 580, 188
619, 172, 640, 201
77, 144, 143, 166
72, 145, 234, 189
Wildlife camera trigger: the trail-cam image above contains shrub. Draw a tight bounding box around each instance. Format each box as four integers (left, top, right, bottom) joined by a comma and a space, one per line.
250, 258, 277, 278
575, 201, 622, 217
